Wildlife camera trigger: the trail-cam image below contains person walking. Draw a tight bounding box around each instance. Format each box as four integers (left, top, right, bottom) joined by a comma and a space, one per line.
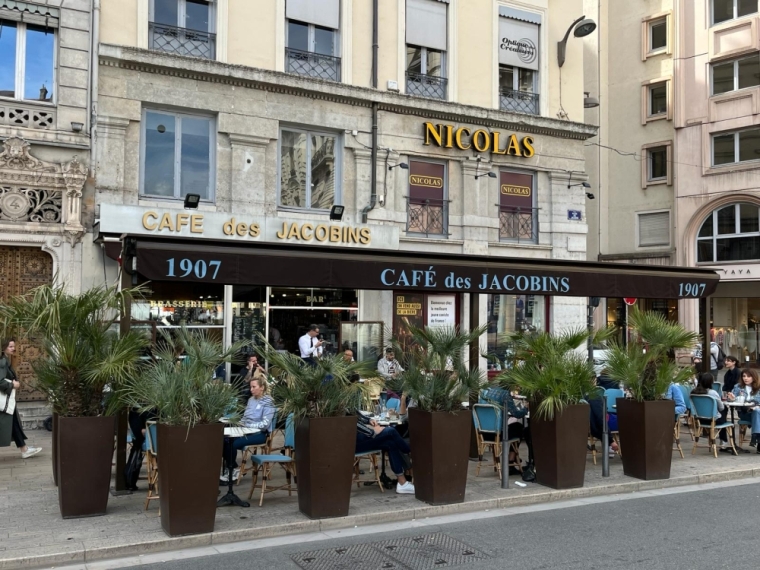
0, 339, 41, 458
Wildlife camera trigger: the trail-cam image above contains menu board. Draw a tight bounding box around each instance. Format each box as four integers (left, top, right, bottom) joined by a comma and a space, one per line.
427, 295, 456, 328
232, 309, 265, 345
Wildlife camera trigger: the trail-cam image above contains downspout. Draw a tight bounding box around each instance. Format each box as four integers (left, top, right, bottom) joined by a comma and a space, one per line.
90, 0, 100, 179
361, 0, 379, 223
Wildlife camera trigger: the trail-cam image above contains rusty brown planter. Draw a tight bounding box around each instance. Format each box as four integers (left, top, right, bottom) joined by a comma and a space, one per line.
408, 408, 471, 505
531, 403, 589, 490
295, 416, 356, 519
157, 423, 223, 536
52, 413, 58, 487
57, 416, 116, 518
617, 399, 675, 481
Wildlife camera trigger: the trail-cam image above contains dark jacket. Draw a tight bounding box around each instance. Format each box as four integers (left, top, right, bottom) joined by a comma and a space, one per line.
0, 356, 15, 393
723, 367, 741, 393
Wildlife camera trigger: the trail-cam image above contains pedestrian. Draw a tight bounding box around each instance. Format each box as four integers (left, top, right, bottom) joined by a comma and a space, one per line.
0, 339, 41, 458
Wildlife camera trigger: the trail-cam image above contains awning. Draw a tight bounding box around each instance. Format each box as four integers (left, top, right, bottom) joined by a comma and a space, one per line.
132, 239, 719, 299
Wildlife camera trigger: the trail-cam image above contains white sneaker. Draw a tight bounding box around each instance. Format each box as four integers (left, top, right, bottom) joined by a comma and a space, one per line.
21, 447, 41, 459
396, 481, 415, 495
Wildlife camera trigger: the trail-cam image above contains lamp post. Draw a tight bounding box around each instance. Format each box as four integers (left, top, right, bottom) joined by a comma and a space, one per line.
557, 16, 597, 68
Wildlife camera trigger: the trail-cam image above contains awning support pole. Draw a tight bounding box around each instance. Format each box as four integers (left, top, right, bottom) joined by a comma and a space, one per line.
469, 293, 480, 460
112, 262, 132, 495
700, 297, 710, 374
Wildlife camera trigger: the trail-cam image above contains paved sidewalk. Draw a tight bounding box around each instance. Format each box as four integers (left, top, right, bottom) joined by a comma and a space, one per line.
1, 430, 759, 569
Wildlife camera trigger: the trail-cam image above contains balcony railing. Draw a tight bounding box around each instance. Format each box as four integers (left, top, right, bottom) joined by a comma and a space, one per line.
406, 72, 447, 100
286, 48, 341, 82
406, 198, 449, 237
149, 22, 216, 60
499, 89, 540, 115
499, 207, 538, 243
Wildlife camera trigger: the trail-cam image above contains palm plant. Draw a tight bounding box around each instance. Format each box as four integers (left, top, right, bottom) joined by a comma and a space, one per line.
498, 328, 607, 420
121, 328, 248, 427
257, 338, 375, 420
0, 284, 149, 417
604, 307, 697, 402
390, 322, 488, 413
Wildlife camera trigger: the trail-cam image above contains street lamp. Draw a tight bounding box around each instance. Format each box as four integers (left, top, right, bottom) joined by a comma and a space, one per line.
557, 15, 597, 68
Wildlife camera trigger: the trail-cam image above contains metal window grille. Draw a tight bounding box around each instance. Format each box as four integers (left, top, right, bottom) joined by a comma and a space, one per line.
286, 48, 342, 82
405, 72, 447, 99
406, 198, 449, 237
149, 22, 216, 60
499, 89, 540, 115
499, 207, 538, 243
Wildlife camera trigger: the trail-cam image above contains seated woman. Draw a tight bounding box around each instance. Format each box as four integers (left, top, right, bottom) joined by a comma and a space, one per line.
221, 376, 275, 482
481, 387, 532, 472
356, 411, 414, 495
692, 372, 730, 452
728, 368, 760, 450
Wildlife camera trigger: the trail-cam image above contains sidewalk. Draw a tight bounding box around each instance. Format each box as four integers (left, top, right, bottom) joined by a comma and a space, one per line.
2, 429, 759, 570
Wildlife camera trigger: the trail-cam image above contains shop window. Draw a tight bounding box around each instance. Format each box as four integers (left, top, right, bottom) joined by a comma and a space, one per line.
405, 0, 448, 99
279, 127, 340, 211
648, 18, 667, 53
149, 0, 215, 59
499, 170, 537, 243
648, 83, 667, 117
712, 127, 760, 166
638, 211, 670, 247
697, 202, 760, 263
392, 292, 458, 353
406, 160, 448, 237
0, 20, 55, 102
486, 294, 547, 369
710, 298, 760, 365
141, 109, 215, 201
712, 0, 757, 26
712, 54, 760, 95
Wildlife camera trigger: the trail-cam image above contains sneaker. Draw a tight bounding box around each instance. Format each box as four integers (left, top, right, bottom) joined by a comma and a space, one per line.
396, 481, 415, 495
21, 447, 41, 459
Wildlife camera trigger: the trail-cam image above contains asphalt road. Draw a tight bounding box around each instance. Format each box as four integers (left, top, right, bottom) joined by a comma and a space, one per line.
114, 484, 760, 570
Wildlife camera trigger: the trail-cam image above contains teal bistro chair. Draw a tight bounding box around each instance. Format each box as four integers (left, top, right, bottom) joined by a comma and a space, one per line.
247, 414, 296, 506
386, 397, 401, 412
472, 403, 521, 478
604, 388, 625, 456
144, 421, 159, 512
690, 395, 736, 458
712, 382, 723, 395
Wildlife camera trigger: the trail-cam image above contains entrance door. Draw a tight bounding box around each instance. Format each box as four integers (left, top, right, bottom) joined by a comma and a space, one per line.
0, 246, 53, 401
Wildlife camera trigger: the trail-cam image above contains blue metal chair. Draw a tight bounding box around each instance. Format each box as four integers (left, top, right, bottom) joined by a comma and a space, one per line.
690, 395, 736, 457
712, 382, 723, 395
247, 414, 297, 506
472, 403, 521, 478
144, 421, 159, 511
386, 398, 401, 412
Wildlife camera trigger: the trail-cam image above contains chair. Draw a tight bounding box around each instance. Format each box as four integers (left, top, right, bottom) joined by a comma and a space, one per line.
604, 389, 624, 456
690, 395, 737, 458
353, 449, 384, 493
247, 414, 297, 506
677, 384, 693, 429
712, 382, 723, 395
472, 404, 521, 478
238, 411, 278, 484
386, 398, 401, 412
673, 414, 685, 459
739, 418, 753, 445
144, 421, 159, 512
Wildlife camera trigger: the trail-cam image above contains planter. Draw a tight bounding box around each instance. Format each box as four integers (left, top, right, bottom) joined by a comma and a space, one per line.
616, 399, 675, 481
295, 416, 356, 519
57, 416, 116, 518
530, 403, 589, 490
52, 413, 58, 487
408, 408, 471, 505
157, 423, 223, 536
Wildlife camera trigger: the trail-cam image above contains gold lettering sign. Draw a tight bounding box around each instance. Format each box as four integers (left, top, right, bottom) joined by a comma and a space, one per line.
396, 303, 422, 310
423, 122, 535, 158
501, 184, 531, 197
409, 175, 443, 189
396, 309, 419, 315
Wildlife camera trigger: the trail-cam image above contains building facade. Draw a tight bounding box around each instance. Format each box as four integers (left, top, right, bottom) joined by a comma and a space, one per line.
86, 0, 596, 367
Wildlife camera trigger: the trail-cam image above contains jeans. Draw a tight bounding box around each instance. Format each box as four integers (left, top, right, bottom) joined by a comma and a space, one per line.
356, 427, 410, 476
223, 432, 268, 470
11, 409, 26, 448
738, 407, 760, 434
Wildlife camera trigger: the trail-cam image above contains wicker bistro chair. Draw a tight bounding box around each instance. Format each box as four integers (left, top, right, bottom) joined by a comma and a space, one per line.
690, 395, 737, 458
353, 449, 384, 492
472, 403, 521, 478
673, 412, 685, 459
144, 421, 159, 512
247, 414, 296, 507
237, 411, 278, 484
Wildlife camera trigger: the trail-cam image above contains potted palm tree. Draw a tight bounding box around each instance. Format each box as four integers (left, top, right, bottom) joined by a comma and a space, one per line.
121, 328, 247, 536
0, 284, 148, 518
390, 322, 487, 505
499, 329, 601, 490
604, 307, 697, 480
257, 341, 373, 519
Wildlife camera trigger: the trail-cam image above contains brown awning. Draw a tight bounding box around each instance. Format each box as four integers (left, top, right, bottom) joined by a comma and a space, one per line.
131, 238, 720, 299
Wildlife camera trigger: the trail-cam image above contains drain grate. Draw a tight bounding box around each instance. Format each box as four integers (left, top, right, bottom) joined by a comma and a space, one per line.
291, 532, 488, 570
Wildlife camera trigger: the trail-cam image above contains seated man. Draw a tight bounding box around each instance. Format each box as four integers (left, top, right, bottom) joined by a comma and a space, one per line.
356, 411, 414, 494
377, 348, 404, 382
666, 383, 687, 416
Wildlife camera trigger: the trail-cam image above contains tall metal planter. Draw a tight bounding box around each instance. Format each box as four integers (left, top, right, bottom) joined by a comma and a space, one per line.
617, 399, 675, 480
52, 413, 58, 486
530, 403, 589, 489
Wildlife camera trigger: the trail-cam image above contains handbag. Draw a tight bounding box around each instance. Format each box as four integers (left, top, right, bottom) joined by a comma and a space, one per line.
0, 380, 16, 416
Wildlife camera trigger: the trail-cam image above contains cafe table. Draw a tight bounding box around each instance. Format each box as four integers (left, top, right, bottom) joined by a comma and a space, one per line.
725, 401, 754, 453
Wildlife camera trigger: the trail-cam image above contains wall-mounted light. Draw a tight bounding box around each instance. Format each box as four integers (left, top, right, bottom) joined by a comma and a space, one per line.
71, 122, 84, 133
474, 171, 497, 180
568, 181, 591, 190
388, 162, 409, 171
558, 16, 597, 68
586, 192, 596, 200
183, 193, 201, 209
583, 92, 600, 108
330, 205, 345, 221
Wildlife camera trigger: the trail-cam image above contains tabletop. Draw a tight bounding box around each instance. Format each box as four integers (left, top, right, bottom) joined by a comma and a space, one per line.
726, 401, 755, 407
223, 427, 261, 437
371, 416, 403, 426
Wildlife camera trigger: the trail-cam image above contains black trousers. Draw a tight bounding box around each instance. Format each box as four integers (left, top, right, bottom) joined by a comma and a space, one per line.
507, 422, 533, 463
11, 408, 26, 448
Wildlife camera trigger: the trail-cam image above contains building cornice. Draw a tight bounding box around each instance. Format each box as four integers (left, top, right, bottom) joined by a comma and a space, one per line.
98, 44, 598, 142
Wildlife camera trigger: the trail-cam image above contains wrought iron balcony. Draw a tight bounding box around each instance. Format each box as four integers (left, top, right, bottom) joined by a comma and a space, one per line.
406, 72, 447, 100
499, 206, 538, 243
286, 48, 341, 82
499, 89, 540, 115
149, 22, 216, 60
406, 198, 449, 237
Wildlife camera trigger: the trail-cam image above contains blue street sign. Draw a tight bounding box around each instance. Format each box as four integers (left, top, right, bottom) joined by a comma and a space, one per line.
567, 209, 582, 221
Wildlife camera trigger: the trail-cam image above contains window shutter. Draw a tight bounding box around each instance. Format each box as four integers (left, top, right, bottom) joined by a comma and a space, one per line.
0, 1, 59, 27
406, 0, 447, 52
639, 212, 670, 247
498, 8, 540, 70
286, 0, 340, 30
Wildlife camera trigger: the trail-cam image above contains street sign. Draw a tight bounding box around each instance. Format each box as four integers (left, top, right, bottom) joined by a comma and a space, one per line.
567, 209, 582, 221
624, 297, 637, 306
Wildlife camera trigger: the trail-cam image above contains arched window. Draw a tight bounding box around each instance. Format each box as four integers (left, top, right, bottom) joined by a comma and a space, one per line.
697, 203, 760, 263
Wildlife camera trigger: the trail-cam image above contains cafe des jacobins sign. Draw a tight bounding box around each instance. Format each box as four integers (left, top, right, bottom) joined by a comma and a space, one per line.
422, 122, 535, 157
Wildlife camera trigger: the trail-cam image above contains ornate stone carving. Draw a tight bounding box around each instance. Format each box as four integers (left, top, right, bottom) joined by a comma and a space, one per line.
0, 137, 52, 172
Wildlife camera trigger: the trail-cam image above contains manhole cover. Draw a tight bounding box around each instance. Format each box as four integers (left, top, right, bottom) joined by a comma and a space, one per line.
291, 533, 488, 570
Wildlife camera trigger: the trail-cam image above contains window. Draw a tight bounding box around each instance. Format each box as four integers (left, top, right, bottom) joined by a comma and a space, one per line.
279, 128, 339, 211
713, 0, 757, 25
406, 45, 447, 99
712, 128, 760, 166
149, 0, 215, 59
638, 211, 670, 247
697, 203, 760, 262
285, 0, 341, 81
648, 147, 668, 181
649, 83, 667, 116
141, 110, 215, 201
499, 170, 537, 242
649, 19, 667, 52
712, 54, 760, 95
499, 65, 538, 115
0, 20, 55, 102
405, 0, 448, 99
487, 294, 547, 368
407, 160, 447, 237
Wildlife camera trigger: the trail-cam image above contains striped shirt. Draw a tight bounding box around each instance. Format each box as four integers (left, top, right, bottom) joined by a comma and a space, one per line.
241, 395, 275, 432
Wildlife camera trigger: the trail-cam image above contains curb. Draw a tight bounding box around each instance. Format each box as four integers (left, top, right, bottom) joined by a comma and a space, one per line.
4, 467, 758, 569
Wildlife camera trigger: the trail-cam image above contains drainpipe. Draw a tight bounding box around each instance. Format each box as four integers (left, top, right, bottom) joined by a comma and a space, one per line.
361, 0, 379, 224
89, 0, 100, 179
